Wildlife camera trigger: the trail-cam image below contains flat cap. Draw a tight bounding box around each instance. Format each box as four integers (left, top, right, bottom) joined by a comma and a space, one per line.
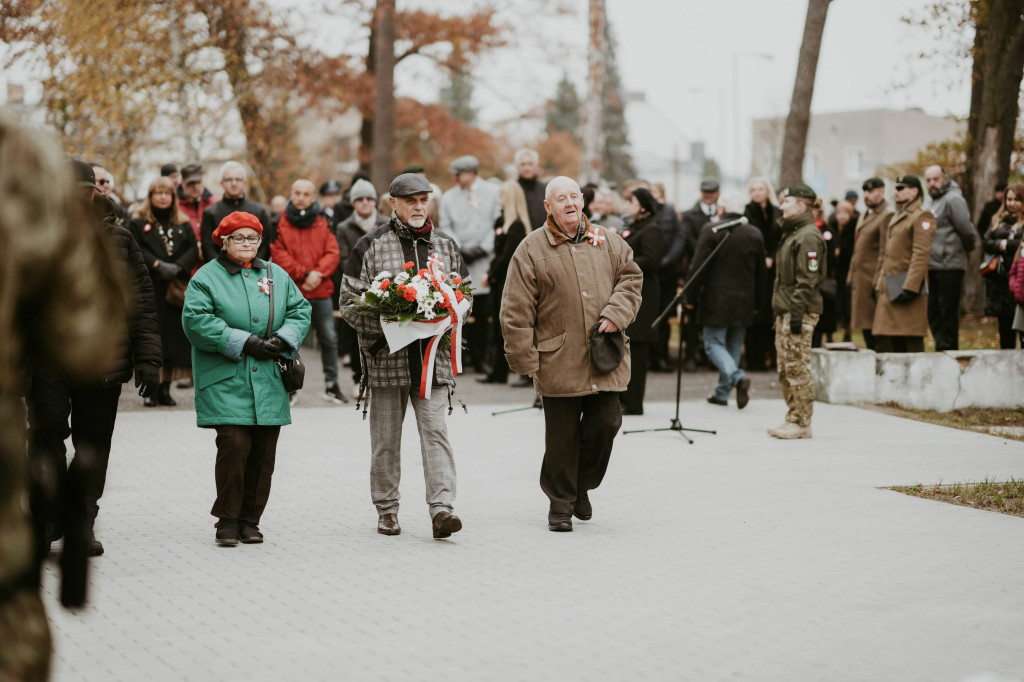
862, 177, 885, 191
389, 173, 432, 197
160, 163, 179, 176
449, 155, 479, 175
895, 174, 923, 192
700, 178, 720, 193
181, 163, 204, 184
589, 322, 625, 374
320, 179, 342, 195
781, 183, 817, 200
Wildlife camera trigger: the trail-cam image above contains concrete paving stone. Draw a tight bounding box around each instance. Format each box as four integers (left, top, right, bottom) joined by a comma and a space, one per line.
37, 399, 1024, 681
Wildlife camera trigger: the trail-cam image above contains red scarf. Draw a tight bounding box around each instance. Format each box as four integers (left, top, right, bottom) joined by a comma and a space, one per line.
406, 215, 434, 238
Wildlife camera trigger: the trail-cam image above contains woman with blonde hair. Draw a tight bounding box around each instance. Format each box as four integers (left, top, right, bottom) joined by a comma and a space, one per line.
130, 175, 199, 405
743, 176, 782, 370
479, 180, 533, 385
982, 183, 1024, 348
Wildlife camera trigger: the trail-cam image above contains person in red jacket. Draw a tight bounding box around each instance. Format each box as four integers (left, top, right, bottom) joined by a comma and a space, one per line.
270, 179, 345, 403
177, 163, 219, 274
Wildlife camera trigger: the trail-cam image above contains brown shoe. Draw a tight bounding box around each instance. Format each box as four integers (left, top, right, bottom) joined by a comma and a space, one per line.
377, 513, 401, 536
431, 510, 462, 539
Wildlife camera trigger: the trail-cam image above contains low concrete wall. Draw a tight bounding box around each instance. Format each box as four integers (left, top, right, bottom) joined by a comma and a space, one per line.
812, 349, 1024, 411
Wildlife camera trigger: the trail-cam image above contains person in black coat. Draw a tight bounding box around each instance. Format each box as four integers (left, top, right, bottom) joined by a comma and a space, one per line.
743, 178, 782, 370
686, 198, 767, 408
479, 181, 534, 385
130, 176, 198, 406
27, 166, 162, 557
620, 188, 666, 415
679, 178, 722, 371
982, 183, 1024, 348
199, 161, 275, 263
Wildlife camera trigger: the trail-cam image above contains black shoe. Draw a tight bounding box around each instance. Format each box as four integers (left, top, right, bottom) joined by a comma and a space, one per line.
156, 382, 177, 406
511, 375, 533, 387
548, 512, 573, 532
87, 529, 104, 556
239, 523, 264, 544
573, 492, 592, 521
215, 519, 239, 546
648, 359, 671, 373
324, 382, 348, 404
706, 395, 728, 406
683, 358, 698, 373
736, 377, 751, 409
144, 395, 159, 407
431, 510, 463, 539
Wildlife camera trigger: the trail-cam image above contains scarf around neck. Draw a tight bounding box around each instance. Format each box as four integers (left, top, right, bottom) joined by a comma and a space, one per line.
285, 199, 323, 228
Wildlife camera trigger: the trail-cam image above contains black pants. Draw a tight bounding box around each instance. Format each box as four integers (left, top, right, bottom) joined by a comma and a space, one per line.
465, 292, 491, 371
861, 329, 876, 351
540, 392, 622, 515
682, 304, 700, 363
874, 335, 924, 353
26, 365, 122, 524
744, 321, 775, 370
621, 341, 649, 413
655, 271, 679, 364
997, 307, 1023, 349
927, 269, 964, 351
211, 425, 280, 524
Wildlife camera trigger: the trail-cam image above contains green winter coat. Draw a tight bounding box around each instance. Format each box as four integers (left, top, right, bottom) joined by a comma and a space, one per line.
182, 255, 311, 427
772, 212, 826, 315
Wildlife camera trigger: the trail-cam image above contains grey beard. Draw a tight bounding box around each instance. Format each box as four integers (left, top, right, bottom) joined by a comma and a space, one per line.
408, 216, 427, 228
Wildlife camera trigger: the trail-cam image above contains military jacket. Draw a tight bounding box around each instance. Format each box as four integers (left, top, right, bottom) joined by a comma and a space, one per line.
772, 212, 826, 315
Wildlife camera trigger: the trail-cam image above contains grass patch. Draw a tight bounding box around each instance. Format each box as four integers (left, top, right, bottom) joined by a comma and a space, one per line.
867, 404, 1024, 441
889, 478, 1024, 518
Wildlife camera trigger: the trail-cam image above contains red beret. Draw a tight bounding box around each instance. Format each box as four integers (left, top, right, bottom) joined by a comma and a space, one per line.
212, 211, 263, 246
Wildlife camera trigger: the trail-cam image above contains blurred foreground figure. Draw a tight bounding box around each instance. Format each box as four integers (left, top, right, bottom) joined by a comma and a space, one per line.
0, 117, 126, 679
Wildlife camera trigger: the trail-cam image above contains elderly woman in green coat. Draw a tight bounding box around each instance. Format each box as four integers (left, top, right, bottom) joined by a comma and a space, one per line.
182, 211, 311, 546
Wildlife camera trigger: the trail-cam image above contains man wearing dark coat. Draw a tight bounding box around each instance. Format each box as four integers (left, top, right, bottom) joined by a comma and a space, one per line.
686, 203, 766, 409
199, 161, 275, 263
515, 148, 548, 230
679, 178, 722, 371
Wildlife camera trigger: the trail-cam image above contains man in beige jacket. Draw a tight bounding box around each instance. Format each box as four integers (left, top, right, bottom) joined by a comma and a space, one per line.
500, 176, 642, 532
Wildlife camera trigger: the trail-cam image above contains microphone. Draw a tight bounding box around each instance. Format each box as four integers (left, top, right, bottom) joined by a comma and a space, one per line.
710, 216, 749, 233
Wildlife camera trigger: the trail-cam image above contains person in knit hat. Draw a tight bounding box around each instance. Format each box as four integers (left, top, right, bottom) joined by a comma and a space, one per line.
270, 179, 345, 404
334, 178, 388, 384
183, 211, 311, 546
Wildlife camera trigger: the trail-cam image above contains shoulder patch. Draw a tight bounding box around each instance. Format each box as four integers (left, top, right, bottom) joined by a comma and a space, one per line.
808, 251, 819, 272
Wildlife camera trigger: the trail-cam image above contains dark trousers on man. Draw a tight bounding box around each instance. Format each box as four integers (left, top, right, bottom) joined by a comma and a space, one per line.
26, 366, 122, 526
874, 335, 924, 353
621, 341, 650, 413
927, 269, 964, 350
465, 293, 491, 372
540, 392, 622, 515
211, 425, 280, 524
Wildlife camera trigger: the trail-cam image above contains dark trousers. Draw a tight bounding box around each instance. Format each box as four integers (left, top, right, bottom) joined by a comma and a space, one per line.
997, 308, 1023, 349
487, 286, 509, 382
621, 341, 650, 413
26, 365, 122, 523
540, 392, 622, 515
928, 269, 964, 351
874, 335, 924, 353
211, 425, 280, 524
744, 321, 776, 370
682, 306, 700, 363
655, 272, 679, 364
465, 292, 491, 371
862, 329, 876, 350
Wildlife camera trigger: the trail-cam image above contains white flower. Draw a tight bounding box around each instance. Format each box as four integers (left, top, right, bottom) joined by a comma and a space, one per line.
395, 272, 410, 284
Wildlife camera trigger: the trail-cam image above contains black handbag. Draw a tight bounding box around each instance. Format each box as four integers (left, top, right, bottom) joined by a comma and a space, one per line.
266, 274, 305, 392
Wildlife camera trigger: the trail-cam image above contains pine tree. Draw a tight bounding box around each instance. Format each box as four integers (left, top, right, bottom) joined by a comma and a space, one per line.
601, 21, 636, 186
547, 72, 581, 141
441, 67, 478, 126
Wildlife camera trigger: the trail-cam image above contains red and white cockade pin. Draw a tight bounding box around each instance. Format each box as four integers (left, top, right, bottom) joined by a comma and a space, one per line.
258, 277, 272, 295
586, 227, 605, 246
143, 223, 152, 232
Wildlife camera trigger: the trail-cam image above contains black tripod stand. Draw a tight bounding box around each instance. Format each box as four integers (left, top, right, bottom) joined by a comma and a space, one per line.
624, 219, 740, 443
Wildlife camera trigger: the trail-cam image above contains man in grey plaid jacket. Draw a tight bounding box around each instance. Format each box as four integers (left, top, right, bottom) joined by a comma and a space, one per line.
340, 173, 471, 539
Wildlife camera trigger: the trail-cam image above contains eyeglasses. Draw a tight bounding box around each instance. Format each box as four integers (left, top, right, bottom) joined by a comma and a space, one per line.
354, 197, 376, 203
97, 179, 112, 186
227, 235, 262, 244
894, 185, 907, 191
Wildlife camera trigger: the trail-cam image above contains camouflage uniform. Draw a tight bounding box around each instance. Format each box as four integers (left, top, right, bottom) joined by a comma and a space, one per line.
772, 212, 826, 429
0, 118, 125, 680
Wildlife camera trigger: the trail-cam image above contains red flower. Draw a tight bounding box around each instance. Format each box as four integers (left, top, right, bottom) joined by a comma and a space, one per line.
455, 290, 464, 302
402, 261, 415, 270
402, 287, 417, 302
452, 277, 462, 285
379, 279, 390, 290
418, 268, 429, 277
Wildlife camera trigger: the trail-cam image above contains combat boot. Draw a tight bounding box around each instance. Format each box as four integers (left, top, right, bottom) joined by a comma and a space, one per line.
767, 422, 812, 439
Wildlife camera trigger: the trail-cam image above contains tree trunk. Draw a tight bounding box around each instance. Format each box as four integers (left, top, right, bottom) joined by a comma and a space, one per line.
359, 13, 377, 173
371, 0, 396, 191
778, 0, 830, 189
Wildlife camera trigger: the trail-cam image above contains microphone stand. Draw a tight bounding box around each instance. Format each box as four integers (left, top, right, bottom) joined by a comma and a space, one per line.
624, 220, 740, 443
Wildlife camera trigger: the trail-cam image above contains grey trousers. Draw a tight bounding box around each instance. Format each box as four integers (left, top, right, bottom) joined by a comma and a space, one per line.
369, 386, 456, 518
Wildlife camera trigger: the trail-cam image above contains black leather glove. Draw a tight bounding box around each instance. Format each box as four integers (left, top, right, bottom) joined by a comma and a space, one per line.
154, 260, 181, 281
243, 334, 276, 360
892, 288, 918, 304
790, 314, 803, 335
265, 335, 287, 359
134, 362, 160, 398
871, 288, 878, 302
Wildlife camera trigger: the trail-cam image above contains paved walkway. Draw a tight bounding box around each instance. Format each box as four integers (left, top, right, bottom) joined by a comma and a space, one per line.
42, 397, 1024, 681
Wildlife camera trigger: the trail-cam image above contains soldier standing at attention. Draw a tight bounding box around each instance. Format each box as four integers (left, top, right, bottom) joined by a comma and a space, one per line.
768, 184, 826, 440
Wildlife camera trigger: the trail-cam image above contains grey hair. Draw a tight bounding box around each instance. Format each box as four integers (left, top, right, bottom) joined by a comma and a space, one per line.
719, 190, 747, 215
220, 161, 246, 180
545, 176, 580, 201
514, 148, 539, 164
